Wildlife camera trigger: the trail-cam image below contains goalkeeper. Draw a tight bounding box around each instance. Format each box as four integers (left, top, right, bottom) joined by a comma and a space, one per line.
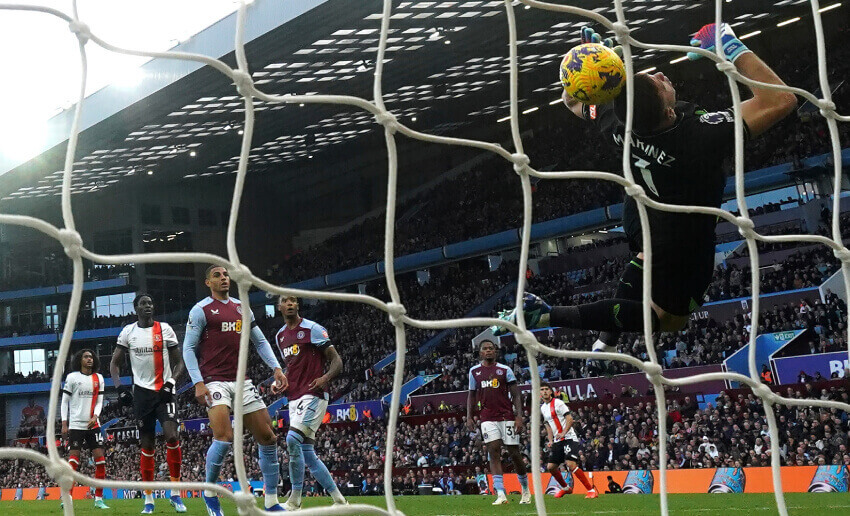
496, 24, 796, 347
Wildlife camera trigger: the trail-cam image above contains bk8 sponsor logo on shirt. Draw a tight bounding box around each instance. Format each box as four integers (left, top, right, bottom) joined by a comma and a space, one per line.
221, 320, 243, 332
481, 379, 500, 389
282, 344, 301, 359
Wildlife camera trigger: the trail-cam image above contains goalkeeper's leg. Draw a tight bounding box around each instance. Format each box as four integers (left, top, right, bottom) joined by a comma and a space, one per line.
592, 256, 644, 353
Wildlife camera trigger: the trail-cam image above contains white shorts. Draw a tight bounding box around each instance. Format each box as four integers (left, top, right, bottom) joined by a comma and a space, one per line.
288, 394, 328, 439
207, 380, 266, 414
481, 420, 520, 446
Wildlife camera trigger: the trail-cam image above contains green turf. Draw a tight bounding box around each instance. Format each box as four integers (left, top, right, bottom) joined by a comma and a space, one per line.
0, 493, 846, 516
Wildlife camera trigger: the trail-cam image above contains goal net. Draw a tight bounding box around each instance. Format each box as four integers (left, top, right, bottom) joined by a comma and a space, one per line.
0, 1, 848, 516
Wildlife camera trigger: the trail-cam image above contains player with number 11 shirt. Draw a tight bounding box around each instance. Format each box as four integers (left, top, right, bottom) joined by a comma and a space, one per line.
111, 293, 186, 513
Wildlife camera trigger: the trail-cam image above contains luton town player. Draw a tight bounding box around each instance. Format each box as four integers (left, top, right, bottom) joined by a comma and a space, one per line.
110, 293, 187, 514
61, 349, 109, 510
182, 265, 287, 515
274, 295, 347, 510
540, 382, 597, 499
467, 340, 530, 505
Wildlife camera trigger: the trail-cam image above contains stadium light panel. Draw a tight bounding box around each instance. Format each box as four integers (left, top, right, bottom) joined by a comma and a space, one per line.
777, 17, 800, 27
669, 56, 688, 64
522, 106, 539, 114
819, 3, 841, 12
497, 115, 510, 122
549, 98, 562, 105
740, 30, 761, 40
639, 66, 656, 74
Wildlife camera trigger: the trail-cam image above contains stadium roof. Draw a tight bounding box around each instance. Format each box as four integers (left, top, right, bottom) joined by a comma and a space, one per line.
0, 0, 840, 203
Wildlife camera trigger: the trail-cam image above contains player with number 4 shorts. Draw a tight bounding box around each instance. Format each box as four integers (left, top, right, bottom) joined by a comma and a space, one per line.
111, 293, 187, 514
274, 296, 348, 511
183, 265, 288, 514
467, 340, 530, 505
495, 24, 796, 353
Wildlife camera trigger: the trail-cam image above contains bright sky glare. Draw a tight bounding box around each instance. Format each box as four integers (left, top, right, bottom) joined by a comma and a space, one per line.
0, 0, 242, 162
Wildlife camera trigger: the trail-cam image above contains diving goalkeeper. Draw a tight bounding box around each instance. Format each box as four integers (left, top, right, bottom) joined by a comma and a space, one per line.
496, 24, 796, 347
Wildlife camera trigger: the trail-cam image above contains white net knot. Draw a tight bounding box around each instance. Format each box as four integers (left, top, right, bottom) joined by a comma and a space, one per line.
833, 247, 850, 263
817, 98, 837, 116
47, 462, 75, 492
228, 263, 253, 286
715, 61, 736, 74
386, 302, 406, 326
624, 184, 644, 198
232, 491, 255, 516
511, 153, 531, 175
374, 111, 400, 134
611, 22, 631, 43
643, 362, 663, 384
231, 70, 254, 97
753, 383, 777, 405
735, 217, 756, 239
58, 229, 83, 259
68, 20, 91, 44
513, 330, 540, 352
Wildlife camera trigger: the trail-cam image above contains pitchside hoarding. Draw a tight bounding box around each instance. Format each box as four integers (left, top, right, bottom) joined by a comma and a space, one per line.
489, 466, 849, 495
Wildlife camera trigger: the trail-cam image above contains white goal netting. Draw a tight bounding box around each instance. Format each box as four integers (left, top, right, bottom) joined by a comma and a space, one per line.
0, 1, 848, 515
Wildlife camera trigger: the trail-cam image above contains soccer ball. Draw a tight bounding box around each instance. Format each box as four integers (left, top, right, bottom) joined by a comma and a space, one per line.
560, 43, 626, 105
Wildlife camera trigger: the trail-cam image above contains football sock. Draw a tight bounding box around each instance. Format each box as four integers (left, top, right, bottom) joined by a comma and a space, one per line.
493, 474, 504, 494
572, 467, 594, 491
257, 444, 280, 508
286, 431, 305, 505
551, 468, 568, 488
550, 299, 659, 333
204, 440, 232, 498
140, 448, 155, 499
302, 444, 345, 503
517, 473, 529, 491
67, 455, 80, 492
94, 457, 106, 498
166, 441, 182, 482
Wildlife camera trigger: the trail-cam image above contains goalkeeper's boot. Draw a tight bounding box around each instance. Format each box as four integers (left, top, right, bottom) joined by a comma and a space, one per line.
491, 293, 551, 336
492, 490, 509, 505
141, 502, 155, 514
93, 499, 110, 510
519, 489, 531, 504
203, 494, 225, 516
169, 494, 187, 513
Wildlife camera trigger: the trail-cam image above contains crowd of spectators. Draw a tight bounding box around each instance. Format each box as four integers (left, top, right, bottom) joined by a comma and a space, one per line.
4, 380, 848, 492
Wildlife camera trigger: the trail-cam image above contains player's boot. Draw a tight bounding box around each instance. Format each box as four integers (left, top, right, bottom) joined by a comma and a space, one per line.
553, 488, 571, 498
265, 504, 287, 512
169, 495, 188, 513
284, 500, 302, 511
492, 292, 551, 336
585, 488, 599, 499
141, 502, 155, 514
492, 491, 509, 505
93, 499, 110, 509
519, 489, 531, 504
333, 500, 350, 506
203, 494, 225, 516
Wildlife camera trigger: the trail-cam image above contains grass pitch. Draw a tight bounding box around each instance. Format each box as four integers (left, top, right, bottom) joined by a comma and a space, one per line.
0, 493, 845, 515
